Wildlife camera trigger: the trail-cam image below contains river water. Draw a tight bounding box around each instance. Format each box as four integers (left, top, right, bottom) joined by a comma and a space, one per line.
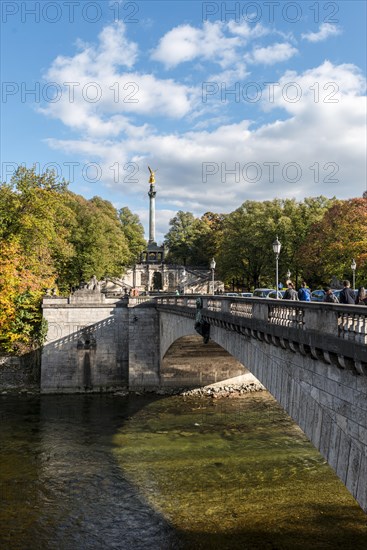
1, 392, 366, 550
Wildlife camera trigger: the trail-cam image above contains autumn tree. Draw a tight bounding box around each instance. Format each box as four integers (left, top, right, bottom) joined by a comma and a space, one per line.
0, 240, 53, 353
297, 198, 367, 287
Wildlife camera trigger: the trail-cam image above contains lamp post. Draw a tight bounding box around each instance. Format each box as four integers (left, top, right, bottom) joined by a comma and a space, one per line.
351, 259, 356, 291
181, 268, 186, 295
210, 258, 216, 295
272, 237, 282, 299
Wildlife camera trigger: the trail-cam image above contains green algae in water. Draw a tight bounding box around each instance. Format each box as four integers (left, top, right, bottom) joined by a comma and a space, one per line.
113, 392, 367, 550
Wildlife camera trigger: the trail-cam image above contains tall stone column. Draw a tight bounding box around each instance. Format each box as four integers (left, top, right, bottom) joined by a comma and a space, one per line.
148, 167, 156, 244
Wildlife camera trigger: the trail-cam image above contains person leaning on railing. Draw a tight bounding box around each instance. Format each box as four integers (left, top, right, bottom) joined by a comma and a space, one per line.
283, 282, 299, 300
323, 287, 339, 303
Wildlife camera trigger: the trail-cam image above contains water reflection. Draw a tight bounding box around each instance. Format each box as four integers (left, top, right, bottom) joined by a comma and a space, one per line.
1, 393, 366, 550
0, 395, 182, 549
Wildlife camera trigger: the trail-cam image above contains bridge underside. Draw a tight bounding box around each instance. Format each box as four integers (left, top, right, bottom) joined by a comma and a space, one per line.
160, 335, 247, 389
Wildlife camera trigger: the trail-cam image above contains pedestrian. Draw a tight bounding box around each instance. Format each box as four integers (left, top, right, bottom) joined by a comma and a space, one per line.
298, 281, 311, 301
323, 287, 339, 303
339, 280, 356, 304
283, 282, 299, 300
355, 286, 367, 305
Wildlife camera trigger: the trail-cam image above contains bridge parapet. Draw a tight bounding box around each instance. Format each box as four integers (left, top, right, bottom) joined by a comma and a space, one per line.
155, 296, 367, 375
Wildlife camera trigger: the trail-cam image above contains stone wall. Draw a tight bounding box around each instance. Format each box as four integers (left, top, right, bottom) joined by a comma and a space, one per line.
127, 303, 160, 390
0, 350, 40, 391
41, 293, 129, 393
41, 294, 161, 393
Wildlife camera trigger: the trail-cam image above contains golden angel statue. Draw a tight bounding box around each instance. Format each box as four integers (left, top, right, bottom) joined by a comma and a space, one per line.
148, 166, 156, 184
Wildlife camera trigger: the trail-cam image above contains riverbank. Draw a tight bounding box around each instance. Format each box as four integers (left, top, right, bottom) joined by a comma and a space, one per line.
1, 373, 265, 398
101, 374, 265, 399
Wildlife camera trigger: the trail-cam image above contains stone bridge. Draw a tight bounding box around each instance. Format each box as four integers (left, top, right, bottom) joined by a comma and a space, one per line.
41, 293, 367, 512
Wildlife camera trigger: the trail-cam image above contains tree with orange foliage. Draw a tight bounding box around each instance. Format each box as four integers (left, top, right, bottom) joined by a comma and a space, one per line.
0, 239, 54, 353
297, 198, 367, 287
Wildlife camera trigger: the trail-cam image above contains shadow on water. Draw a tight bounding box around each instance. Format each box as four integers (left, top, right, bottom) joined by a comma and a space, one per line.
1, 393, 367, 550
0, 394, 182, 549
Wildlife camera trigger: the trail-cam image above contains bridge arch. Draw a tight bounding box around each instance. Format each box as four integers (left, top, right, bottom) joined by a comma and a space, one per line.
160, 334, 249, 389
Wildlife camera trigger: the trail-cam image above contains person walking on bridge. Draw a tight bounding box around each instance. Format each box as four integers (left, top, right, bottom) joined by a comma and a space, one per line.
339, 280, 356, 304
298, 281, 311, 301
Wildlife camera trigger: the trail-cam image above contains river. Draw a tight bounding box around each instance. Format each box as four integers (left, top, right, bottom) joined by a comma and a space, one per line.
1, 392, 366, 549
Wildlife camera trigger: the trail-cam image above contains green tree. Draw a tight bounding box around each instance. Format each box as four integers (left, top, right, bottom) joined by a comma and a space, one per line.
164, 211, 203, 265
189, 212, 226, 267
0, 166, 76, 286
219, 200, 283, 289
164, 211, 226, 267
218, 197, 334, 290
119, 206, 146, 264
63, 194, 131, 286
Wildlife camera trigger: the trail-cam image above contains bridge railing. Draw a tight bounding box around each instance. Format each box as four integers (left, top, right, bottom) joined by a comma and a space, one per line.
154, 296, 367, 345
337, 308, 367, 344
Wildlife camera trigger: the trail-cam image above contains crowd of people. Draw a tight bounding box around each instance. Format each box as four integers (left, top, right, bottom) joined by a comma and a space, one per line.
283, 280, 367, 305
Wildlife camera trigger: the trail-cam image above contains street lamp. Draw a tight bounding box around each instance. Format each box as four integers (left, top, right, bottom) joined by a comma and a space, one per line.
210, 258, 216, 295
351, 259, 356, 291
181, 268, 186, 294
272, 236, 282, 299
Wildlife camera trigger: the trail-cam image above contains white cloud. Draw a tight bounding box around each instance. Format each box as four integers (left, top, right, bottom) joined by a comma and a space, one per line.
151, 20, 297, 70
302, 23, 342, 43
261, 61, 366, 114
52, 21, 138, 73
207, 63, 249, 85
151, 21, 240, 69
226, 20, 269, 40
41, 22, 195, 137
246, 42, 298, 65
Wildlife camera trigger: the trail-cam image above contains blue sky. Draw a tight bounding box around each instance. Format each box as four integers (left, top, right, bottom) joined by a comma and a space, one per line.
1, 0, 366, 241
